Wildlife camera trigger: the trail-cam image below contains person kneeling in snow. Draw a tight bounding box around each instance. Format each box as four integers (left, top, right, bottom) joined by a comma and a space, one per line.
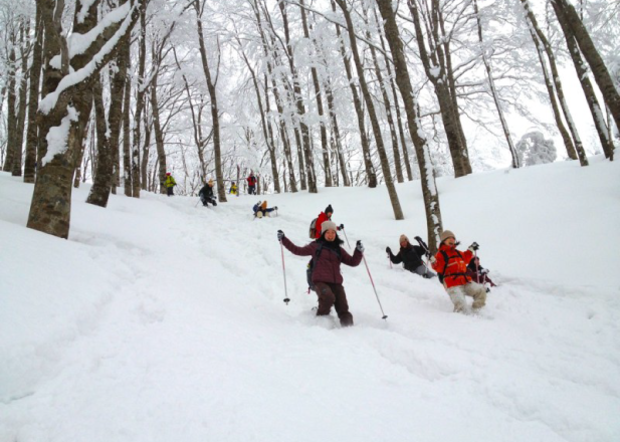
431, 230, 487, 313
386, 234, 436, 278
466, 256, 497, 292
199, 180, 217, 207
277, 221, 363, 327
253, 201, 277, 218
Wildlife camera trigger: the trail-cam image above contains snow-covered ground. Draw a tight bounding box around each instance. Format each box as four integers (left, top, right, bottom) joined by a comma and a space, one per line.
1, 157, 619, 442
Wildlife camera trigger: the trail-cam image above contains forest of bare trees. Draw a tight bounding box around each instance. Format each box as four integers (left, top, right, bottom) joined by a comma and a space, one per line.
0, 0, 618, 248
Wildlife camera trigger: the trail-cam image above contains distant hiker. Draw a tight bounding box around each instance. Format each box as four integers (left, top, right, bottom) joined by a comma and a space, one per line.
247, 173, 257, 195
466, 257, 496, 291
431, 230, 487, 313
312, 204, 343, 239
229, 181, 238, 195
199, 179, 217, 207
164, 172, 176, 196
253, 200, 277, 218
277, 221, 364, 327
386, 235, 436, 278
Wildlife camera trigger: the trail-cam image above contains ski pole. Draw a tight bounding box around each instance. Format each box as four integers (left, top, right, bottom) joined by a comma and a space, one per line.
194, 198, 200, 208
280, 241, 290, 305
341, 227, 351, 249
362, 254, 388, 320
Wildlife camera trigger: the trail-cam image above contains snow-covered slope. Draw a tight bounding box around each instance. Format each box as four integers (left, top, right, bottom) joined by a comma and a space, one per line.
1, 157, 619, 442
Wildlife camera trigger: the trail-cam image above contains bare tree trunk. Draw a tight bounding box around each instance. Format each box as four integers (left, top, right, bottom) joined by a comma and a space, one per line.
3, 33, 17, 173
408, 0, 471, 177
331, 0, 377, 188
278, 0, 317, 193
521, 0, 587, 165
24, 4, 43, 183
335, 0, 403, 220
29, 0, 139, 237
194, 0, 227, 202
365, 5, 403, 183
552, 0, 620, 133
299, 0, 332, 187
87, 78, 114, 207
522, 7, 577, 160
12, 22, 30, 177
141, 107, 151, 190
324, 75, 351, 186
122, 55, 132, 196
376, 0, 443, 251
131, 0, 147, 198
237, 39, 281, 193
374, 9, 413, 181
552, 0, 616, 160
473, 0, 519, 168
151, 70, 167, 194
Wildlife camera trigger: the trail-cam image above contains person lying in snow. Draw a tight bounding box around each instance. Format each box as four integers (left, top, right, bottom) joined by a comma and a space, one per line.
386, 234, 436, 278
253, 201, 277, 218
431, 230, 487, 314
466, 256, 497, 292
277, 221, 363, 327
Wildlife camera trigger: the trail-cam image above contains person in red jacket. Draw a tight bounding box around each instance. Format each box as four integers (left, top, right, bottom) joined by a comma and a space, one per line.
314, 205, 343, 239
278, 221, 363, 327
431, 230, 487, 313
247, 173, 257, 195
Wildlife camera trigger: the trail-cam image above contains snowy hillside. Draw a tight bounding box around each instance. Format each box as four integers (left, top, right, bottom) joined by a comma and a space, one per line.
1, 157, 619, 442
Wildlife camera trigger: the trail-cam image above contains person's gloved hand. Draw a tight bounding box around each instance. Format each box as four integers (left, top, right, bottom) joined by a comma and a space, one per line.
274, 206, 278, 210
468, 242, 479, 252
356, 240, 365, 253
480, 268, 489, 275
414, 236, 422, 242
385, 246, 391, 255
277, 230, 285, 242
430, 255, 437, 264
339, 224, 344, 230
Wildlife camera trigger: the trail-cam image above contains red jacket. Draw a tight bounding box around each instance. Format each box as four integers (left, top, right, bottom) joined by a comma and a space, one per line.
432, 244, 473, 288
247, 176, 256, 186
314, 212, 330, 239
282, 237, 361, 285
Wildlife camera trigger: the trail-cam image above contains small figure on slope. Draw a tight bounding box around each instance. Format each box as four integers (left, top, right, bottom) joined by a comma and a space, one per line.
311, 204, 343, 239
229, 181, 238, 196
199, 179, 217, 207
164, 172, 176, 197
466, 256, 497, 292
430, 230, 487, 314
386, 234, 436, 278
278, 221, 363, 327
247, 173, 257, 195
253, 200, 277, 219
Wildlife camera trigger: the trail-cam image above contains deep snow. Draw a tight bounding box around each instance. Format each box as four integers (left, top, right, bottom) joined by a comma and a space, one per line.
1, 157, 619, 442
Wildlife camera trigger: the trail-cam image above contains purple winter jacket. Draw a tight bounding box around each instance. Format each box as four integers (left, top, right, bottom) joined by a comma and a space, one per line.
282, 237, 362, 285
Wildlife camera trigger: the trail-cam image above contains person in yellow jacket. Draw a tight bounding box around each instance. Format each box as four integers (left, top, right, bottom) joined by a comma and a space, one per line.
229, 181, 238, 195
164, 172, 176, 196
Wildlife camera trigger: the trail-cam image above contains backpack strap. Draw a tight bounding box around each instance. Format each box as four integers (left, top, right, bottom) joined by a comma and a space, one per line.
439, 250, 468, 284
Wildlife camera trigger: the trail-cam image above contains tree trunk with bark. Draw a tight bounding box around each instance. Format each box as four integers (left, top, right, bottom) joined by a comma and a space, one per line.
331, 0, 377, 188
24, 4, 43, 183
376, 0, 444, 251
335, 0, 403, 220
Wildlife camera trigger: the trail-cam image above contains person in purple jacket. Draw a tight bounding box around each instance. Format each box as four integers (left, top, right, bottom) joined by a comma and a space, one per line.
277, 221, 364, 327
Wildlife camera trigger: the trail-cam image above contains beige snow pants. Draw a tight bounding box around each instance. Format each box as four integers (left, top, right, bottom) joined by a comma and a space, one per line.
446, 282, 487, 313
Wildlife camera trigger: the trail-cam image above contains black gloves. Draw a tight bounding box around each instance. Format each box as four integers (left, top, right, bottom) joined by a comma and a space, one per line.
339, 224, 344, 230
277, 230, 285, 241
356, 240, 365, 253
468, 242, 479, 252
385, 246, 392, 255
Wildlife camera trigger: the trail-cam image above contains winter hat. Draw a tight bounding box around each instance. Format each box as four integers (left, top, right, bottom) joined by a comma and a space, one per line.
325, 204, 333, 215
321, 220, 338, 234
208, 179, 214, 185
166, 172, 171, 176
440, 230, 455, 243
399, 234, 409, 244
